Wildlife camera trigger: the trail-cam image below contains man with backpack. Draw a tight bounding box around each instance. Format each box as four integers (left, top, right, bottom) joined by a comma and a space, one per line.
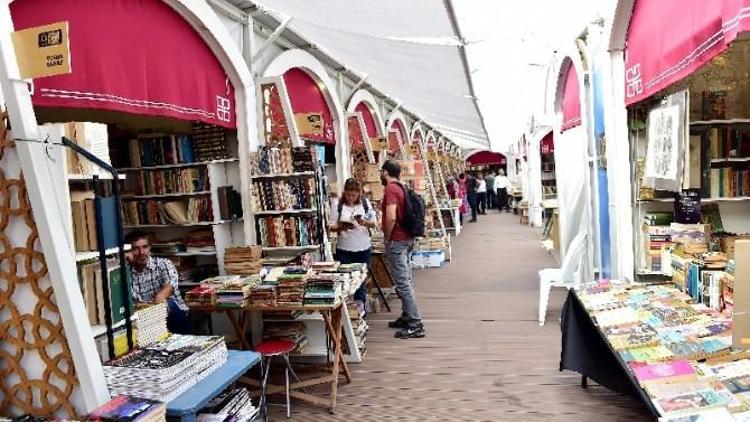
380, 160, 426, 339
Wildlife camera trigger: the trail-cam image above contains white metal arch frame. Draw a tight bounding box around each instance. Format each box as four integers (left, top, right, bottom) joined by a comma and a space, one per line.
410, 122, 427, 145
262, 48, 350, 186
1, 0, 257, 412
386, 109, 409, 157
552, 47, 597, 283
347, 89, 386, 137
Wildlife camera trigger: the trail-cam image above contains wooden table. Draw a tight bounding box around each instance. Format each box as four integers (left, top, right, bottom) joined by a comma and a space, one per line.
191, 302, 352, 414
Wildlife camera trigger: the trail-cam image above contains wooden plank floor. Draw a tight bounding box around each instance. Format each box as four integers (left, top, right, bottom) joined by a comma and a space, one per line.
270, 212, 652, 421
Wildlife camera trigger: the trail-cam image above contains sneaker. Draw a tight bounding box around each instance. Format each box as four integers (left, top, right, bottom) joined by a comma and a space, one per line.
388, 316, 409, 329
395, 322, 425, 339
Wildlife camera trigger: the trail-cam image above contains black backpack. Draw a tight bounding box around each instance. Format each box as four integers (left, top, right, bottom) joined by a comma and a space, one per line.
397, 183, 426, 238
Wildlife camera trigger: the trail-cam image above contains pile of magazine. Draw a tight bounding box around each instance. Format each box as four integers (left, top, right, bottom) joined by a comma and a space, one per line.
103, 335, 227, 402
196, 387, 259, 421
86, 396, 165, 421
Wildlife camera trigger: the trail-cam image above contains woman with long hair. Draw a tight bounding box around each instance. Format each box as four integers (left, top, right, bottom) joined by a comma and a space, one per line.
329, 178, 377, 306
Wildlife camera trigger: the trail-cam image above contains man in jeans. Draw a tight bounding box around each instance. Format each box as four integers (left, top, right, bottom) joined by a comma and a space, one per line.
380, 160, 425, 339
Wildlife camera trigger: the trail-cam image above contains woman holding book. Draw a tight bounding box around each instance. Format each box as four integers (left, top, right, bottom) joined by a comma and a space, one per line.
329, 178, 377, 306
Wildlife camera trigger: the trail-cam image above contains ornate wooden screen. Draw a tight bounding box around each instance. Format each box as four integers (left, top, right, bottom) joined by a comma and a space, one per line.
348, 115, 370, 184
0, 111, 78, 417
259, 82, 293, 148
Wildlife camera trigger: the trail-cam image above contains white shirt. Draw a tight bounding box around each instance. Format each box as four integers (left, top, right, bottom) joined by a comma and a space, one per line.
331, 199, 376, 252
476, 180, 487, 193
495, 176, 510, 190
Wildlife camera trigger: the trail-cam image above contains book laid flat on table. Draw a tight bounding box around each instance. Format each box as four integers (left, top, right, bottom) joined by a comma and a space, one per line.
86, 395, 165, 422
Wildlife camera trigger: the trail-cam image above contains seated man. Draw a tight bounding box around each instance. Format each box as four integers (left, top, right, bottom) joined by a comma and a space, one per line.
125, 232, 191, 334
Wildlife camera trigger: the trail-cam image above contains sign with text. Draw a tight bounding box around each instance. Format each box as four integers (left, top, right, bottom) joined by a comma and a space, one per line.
12, 21, 71, 79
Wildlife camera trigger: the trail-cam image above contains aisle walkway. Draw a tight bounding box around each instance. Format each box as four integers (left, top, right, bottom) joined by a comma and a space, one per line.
278, 213, 650, 421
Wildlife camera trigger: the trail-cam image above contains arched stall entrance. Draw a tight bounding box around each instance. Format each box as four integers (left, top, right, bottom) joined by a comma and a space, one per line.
3, 0, 254, 415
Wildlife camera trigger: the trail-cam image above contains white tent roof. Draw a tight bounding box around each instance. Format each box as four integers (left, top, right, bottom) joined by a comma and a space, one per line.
238, 0, 490, 149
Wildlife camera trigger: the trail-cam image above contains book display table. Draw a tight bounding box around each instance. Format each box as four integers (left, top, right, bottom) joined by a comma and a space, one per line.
192, 302, 352, 414
559, 290, 659, 416
560, 284, 744, 419
166, 350, 261, 422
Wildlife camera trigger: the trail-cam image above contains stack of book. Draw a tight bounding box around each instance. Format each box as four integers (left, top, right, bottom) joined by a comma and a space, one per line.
348, 300, 368, 356
62, 122, 112, 178
86, 395, 165, 421
263, 321, 308, 353
310, 261, 340, 272
150, 241, 185, 255
196, 387, 259, 421
185, 284, 219, 307
192, 122, 230, 162
248, 147, 315, 176
184, 229, 216, 254
215, 276, 262, 308
134, 303, 168, 347
248, 284, 277, 306
102, 335, 227, 402
304, 274, 342, 306
128, 134, 195, 168
641, 213, 674, 273
70, 191, 119, 252
276, 272, 308, 305
224, 246, 262, 275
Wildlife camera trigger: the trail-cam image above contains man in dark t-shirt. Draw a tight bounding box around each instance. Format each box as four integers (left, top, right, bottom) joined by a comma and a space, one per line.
380, 160, 425, 339
466, 172, 479, 222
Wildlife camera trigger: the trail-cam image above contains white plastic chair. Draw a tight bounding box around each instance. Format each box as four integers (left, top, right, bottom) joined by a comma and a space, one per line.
538, 232, 587, 326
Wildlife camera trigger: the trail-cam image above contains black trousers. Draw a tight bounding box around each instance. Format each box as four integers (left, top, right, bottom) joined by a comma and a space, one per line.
497, 188, 509, 212
487, 190, 496, 209
477, 192, 487, 214
468, 193, 478, 220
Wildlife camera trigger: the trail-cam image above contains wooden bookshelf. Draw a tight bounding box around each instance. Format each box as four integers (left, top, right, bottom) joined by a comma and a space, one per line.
250, 171, 315, 179
691, 118, 750, 126
123, 218, 242, 229
117, 158, 239, 172
253, 209, 318, 216
122, 191, 211, 200
76, 244, 131, 263
68, 174, 127, 181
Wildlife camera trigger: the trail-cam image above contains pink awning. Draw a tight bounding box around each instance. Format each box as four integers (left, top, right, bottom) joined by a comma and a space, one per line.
354, 102, 379, 138
283, 68, 335, 144
624, 0, 750, 105
11, 0, 236, 128
540, 132, 554, 155
561, 64, 581, 132
467, 151, 506, 166
347, 115, 364, 147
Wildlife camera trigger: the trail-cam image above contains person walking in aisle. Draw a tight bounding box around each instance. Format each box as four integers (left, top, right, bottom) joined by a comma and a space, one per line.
125, 232, 191, 334
485, 170, 496, 210
458, 173, 469, 225
447, 176, 464, 226
495, 169, 511, 213
466, 172, 479, 222
476, 172, 487, 215
329, 178, 378, 311
380, 160, 425, 339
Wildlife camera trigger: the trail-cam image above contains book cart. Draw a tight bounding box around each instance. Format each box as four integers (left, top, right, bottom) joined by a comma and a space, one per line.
562, 38, 750, 420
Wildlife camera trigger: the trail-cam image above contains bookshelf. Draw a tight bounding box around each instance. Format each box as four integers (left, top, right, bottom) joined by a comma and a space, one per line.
76, 245, 131, 263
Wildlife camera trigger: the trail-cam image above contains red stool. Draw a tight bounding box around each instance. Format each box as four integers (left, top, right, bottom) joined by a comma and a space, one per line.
257, 339, 298, 419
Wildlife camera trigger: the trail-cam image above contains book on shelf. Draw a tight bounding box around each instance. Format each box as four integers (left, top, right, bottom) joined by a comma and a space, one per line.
702, 90, 727, 121
61, 122, 112, 178
125, 166, 209, 196
192, 122, 230, 161
71, 192, 119, 252
86, 395, 166, 422
122, 198, 213, 226
217, 186, 243, 220
129, 133, 196, 168
78, 259, 133, 327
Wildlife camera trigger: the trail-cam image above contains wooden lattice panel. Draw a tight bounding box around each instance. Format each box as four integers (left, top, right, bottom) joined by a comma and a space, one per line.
261, 83, 292, 148
0, 112, 77, 417
348, 116, 370, 184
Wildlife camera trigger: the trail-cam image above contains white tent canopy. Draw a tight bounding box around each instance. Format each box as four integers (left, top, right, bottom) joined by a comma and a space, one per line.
236, 0, 490, 149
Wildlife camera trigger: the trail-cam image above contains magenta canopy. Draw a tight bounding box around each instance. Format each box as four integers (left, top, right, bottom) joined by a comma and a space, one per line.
561, 64, 581, 132
11, 0, 237, 128
624, 0, 750, 105
467, 151, 507, 166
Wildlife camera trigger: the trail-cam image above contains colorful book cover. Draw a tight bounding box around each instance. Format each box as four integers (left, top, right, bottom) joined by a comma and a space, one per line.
631, 360, 695, 382
653, 388, 726, 416
658, 407, 734, 421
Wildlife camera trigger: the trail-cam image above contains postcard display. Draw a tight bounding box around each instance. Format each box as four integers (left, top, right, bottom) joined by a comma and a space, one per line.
576, 41, 750, 420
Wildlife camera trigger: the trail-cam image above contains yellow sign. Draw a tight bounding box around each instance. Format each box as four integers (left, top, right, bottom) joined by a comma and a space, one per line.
295, 113, 324, 136
370, 137, 388, 152
12, 22, 71, 79
410, 144, 420, 155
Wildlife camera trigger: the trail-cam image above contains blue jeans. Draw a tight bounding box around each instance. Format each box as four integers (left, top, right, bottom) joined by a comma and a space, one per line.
385, 240, 421, 323
334, 248, 371, 303
167, 297, 191, 334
